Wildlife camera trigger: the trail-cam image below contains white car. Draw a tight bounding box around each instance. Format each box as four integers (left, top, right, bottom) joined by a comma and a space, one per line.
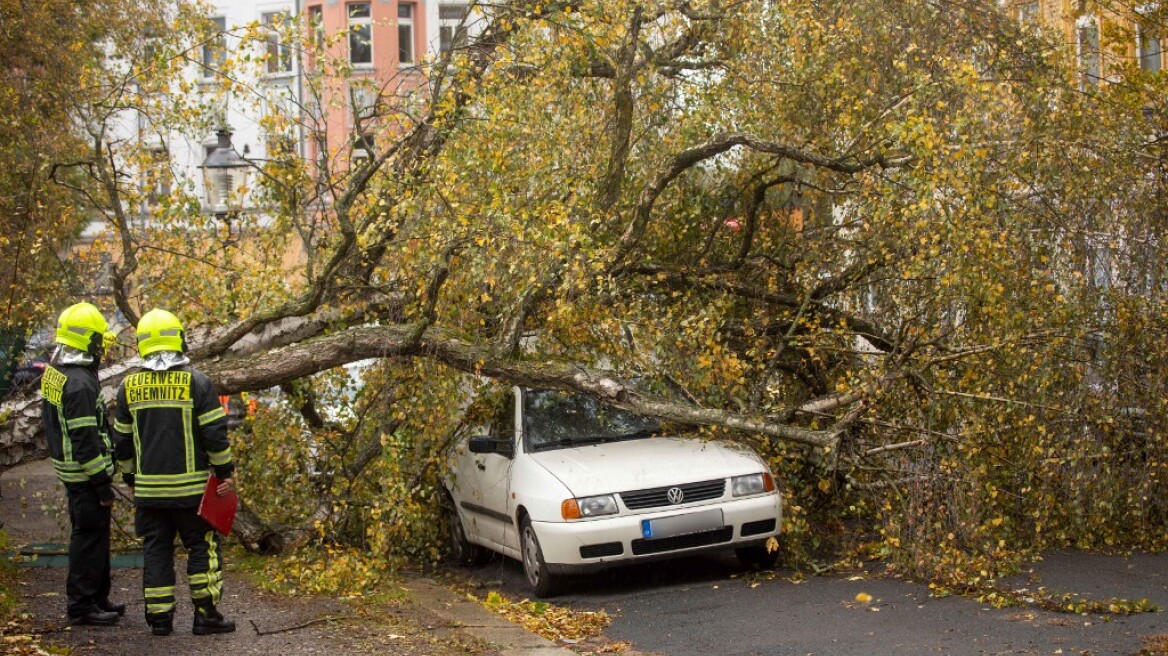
443, 387, 783, 596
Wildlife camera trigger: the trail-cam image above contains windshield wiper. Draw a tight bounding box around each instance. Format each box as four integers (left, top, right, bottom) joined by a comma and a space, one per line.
531, 436, 611, 451
615, 429, 657, 440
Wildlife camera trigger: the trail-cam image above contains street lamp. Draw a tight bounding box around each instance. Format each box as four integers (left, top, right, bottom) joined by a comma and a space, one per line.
201, 127, 250, 218
201, 127, 250, 318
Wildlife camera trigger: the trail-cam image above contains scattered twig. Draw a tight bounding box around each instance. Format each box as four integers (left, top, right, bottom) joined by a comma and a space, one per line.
249, 615, 350, 636
865, 439, 928, 456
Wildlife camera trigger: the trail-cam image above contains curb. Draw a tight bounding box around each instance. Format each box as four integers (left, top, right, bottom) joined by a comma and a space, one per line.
402, 576, 575, 656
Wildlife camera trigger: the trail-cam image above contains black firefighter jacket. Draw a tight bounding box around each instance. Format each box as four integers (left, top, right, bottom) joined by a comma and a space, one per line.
40, 361, 115, 499
112, 365, 234, 508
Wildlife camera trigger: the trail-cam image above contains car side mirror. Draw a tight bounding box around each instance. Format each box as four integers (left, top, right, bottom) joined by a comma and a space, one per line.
469, 436, 514, 458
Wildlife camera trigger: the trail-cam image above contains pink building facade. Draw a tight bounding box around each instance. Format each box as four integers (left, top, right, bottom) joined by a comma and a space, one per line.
303, 0, 433, 167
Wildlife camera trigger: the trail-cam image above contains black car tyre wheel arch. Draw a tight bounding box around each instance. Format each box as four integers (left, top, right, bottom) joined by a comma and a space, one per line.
443, 493, 490, 565
735, 544, 779, 569
520, 516, 563, 597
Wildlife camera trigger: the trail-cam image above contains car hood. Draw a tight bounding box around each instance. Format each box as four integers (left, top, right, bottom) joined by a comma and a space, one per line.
526, 437, 765, 496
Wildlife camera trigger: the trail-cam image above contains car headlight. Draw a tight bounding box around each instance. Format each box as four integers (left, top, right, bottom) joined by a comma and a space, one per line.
561, 494, 619, 519
731, 472, 776, 497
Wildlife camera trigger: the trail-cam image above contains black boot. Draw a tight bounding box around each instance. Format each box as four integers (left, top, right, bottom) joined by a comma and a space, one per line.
146, 612, 174, 636
68, 608, 120, 626
98, 599, 127, 616
192, 607, 235, 635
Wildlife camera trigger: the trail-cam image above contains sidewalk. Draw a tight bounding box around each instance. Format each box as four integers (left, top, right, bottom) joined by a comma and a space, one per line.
0, 458, 574, 656
404, 576, 575, 656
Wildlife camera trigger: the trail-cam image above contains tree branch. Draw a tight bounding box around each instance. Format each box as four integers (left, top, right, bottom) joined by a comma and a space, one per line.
610, 133, 911, 272
202, 325, 839, 448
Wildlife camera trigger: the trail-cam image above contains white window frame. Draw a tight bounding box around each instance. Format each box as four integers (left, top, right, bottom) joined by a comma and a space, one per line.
398, 3, 415, 65
352, 132, 375, 165
1139, 28, 1163, 72
438, 4, 468, 55
202, 16, 227, 80
1137, 4, 1163, 72
262, 11, 294, 76
348, 3, 373, 67
1076, 14, 1101, 87
1017, 1, 1040, 28
263, 85, 299, 159
349, 80, 380, 127
143, 145, 171, 208
307, 5, 324, 50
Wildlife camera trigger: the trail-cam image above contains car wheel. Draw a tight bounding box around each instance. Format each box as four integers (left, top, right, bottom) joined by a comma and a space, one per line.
736, 544, 779, 569
443, 493, 490, 565
520, 516, 563, 597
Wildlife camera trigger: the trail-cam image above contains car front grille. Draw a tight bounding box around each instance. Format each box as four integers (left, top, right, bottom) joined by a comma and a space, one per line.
741, 518, 777, 537
579, 542, 623, 559
619, 479, 726, 510
631, 526, 734, 555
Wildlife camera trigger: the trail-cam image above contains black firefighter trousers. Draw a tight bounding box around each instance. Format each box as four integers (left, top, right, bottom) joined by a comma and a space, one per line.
65, 483, 112, 618
135, 506, 224, 620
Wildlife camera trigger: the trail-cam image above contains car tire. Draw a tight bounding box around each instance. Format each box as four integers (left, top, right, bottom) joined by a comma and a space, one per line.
443, 493, 490, 565
735, 544, 779, 569
520, 516, 564, 597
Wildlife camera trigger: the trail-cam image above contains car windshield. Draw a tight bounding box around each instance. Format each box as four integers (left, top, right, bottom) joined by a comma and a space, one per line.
525, 389, 659, 451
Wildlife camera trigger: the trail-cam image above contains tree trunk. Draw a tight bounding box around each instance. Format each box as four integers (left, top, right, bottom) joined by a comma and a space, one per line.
232, 498, 286, 555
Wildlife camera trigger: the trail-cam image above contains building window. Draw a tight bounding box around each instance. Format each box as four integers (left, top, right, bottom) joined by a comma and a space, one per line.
1017, 1, 1040, 28
439, 4, 468, 54
350, 81, 379, 127
307, 5, 324, 49
202, 16, 227, 79
398, 3, 415, 64
264, 90, 298, 160
353, 133, 375, 164
1139, 24, 1162, 72
263, 11, 293, 74
136, 105, 152, 135
349, 3, 373, 66
144, 146, 171, 207
1077, 17, 1100, 86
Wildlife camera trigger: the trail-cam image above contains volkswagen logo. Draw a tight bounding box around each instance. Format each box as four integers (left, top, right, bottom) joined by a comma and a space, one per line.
666, 487, 685, 504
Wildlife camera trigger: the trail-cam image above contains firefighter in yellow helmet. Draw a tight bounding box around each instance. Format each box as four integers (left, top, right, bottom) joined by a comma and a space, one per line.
40, 302, 125, 626
111, 309, 235, 636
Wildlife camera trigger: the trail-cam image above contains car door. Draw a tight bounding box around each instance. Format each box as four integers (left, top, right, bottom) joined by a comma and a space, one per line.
454, 389, 517, 550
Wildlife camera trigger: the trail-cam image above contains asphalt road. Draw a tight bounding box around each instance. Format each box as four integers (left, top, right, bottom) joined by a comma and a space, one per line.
458, 550, 1168, 656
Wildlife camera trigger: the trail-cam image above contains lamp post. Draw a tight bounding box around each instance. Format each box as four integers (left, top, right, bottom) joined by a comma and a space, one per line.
200, 127, 250, 317
201, 127, 251, 221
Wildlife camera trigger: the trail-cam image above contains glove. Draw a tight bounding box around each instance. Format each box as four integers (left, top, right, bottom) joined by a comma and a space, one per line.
96, 481, 115, 504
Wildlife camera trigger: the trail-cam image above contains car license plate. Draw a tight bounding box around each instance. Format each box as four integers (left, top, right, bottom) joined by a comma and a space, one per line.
641, 508, 724, 540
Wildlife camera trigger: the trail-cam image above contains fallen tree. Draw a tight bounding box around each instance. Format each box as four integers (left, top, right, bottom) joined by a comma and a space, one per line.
2, 0, 1166, 575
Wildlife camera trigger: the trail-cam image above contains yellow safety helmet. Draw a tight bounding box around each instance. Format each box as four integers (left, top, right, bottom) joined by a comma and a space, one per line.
55, 303, 110, 354
136, 309, 185, 357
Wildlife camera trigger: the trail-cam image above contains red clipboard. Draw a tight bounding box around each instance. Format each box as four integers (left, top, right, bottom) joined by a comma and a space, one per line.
198, 474, 238, 535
